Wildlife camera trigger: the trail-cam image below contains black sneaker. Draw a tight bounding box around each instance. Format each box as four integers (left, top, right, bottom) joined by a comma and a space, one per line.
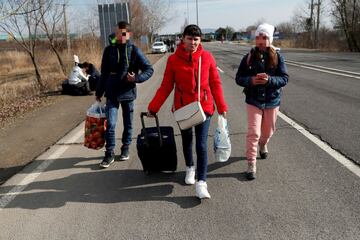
246, 172, 256, 180
119, 146, 129, 161
259, 144, 268, 159
260, 151, 268, 159
99, 152, 114, 168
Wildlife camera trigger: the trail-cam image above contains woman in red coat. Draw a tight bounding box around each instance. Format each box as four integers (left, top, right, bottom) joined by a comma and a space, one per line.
148, 25, 228, 199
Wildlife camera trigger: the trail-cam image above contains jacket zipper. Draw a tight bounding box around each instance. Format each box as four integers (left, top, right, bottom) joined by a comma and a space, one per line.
204, 90, 208, 101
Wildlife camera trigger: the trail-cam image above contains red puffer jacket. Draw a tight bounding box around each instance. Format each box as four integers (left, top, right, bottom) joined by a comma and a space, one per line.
148, 43, 227, 115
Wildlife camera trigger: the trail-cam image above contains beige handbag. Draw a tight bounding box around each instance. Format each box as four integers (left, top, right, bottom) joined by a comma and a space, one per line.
174, 57, 206, 130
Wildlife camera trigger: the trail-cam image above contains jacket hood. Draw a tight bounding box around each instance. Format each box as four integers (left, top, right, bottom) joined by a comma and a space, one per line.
175, 42, 204, 62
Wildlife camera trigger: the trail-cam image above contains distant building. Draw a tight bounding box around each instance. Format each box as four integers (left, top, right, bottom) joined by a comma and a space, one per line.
202, 28, 216, 42
0, 34, 8, 41
233, 32, 251, 41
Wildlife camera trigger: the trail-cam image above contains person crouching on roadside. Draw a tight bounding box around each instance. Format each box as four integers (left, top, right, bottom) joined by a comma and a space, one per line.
68, 56, 91, 95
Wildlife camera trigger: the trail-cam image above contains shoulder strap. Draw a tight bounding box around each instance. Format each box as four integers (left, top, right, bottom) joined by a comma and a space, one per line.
107, 45, 120, 64
197, 56, 201, 102
127, 45, 137, 69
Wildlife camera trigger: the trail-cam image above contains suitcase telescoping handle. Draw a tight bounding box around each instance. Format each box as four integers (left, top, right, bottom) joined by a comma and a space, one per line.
140, 112, 163, 147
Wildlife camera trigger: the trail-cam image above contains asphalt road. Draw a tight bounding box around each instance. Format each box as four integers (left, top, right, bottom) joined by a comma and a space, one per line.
0, 45, 359, 240
209, 43, 360, 165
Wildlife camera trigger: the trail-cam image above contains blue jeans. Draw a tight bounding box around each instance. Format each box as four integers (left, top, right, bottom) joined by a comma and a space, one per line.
180, 116, 211, 181
105, 99, 134, 153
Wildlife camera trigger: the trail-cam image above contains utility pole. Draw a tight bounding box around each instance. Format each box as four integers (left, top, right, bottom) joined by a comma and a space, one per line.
315, 0, 321, 49
196, 0, 198, 26
63, 3, 71, 54
309, 0, 314, 48
187, 0, 189, 23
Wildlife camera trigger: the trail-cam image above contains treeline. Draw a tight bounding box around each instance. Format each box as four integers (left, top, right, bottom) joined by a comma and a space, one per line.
0, 0, 171, 91
212, 0, 360, 52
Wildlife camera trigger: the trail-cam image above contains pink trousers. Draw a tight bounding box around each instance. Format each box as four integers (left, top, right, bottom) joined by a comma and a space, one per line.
246, 104, 279, 163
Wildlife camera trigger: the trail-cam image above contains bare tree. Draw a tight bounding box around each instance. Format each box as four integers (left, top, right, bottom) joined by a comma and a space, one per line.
0, 0, 31, 21
276, 21, 297, 39
0, 0, 45, 90
293, 0, 325, 48
39, 0, 68, 75
129, 0, 149, 40
331, 0, 360, 51
142, 0, 172, 43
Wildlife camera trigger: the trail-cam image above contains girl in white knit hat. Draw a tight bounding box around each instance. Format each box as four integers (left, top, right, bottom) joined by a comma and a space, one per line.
235, 23, 289, 180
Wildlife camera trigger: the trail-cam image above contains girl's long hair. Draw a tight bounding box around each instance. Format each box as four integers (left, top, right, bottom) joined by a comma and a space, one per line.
250, 46, 278, 70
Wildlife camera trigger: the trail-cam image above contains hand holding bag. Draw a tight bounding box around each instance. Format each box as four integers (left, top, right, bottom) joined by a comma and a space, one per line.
174, 57, 206, 130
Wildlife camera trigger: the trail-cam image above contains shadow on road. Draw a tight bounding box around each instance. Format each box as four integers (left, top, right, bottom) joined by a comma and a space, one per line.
208, 156, 248, 181
1, 155, 247, 210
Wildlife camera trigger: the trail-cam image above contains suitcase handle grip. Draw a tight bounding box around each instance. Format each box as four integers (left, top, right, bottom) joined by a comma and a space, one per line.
140, 112, 163, 147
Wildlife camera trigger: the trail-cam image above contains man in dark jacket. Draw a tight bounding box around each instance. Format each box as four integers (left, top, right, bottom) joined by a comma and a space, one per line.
96, 21, 154, 168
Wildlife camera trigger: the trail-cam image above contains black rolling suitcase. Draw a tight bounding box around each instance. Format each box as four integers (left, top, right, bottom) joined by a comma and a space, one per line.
136, 112, 177, 174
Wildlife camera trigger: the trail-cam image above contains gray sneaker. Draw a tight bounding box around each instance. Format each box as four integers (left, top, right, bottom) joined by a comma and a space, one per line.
119, 146, 129, 161
100, 152, 114, 168
246, 162, 256, 180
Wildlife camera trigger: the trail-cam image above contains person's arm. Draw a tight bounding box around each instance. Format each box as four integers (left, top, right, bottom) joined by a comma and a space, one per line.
133, 47, 154, 83
148, 57, 175, 114
78, 68, 88, 81
208, 53, 228, 114
96, 48, 110, 99
267, 53, 289, 89
235, 54, 253, 88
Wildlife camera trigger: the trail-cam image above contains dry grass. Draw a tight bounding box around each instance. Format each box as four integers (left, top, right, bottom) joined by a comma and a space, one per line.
0, 37, 160, 123
273, 39, 295, 48
0, 37, 163, 127
0, 37, 103, 106
0, 51, 33, 75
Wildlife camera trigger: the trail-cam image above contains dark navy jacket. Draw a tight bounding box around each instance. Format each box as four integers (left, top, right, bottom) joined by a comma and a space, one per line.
96, 41, 154, 102
235, 48, 289, 109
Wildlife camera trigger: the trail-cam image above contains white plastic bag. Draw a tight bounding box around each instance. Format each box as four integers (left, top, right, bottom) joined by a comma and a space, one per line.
213, 115, 231, 162
86, 102, 106, 118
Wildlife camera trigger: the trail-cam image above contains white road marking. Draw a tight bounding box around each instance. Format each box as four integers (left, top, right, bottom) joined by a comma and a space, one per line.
0, 127, 84, 209
217, 67, 224, 73
286, 62, 360, 80
278, 112, 360, 178
286, 60, 360, 76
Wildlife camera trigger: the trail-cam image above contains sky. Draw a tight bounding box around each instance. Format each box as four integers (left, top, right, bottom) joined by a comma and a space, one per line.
68, 0, 333, 35
0, 0, 332, 36
160, 0, 308, 34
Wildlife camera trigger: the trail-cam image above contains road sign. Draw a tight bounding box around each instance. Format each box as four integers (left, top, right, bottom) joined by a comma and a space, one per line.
98, 2, 130, 47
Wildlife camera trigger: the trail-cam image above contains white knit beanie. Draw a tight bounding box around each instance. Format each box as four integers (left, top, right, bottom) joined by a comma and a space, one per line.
255, 23, 275, 44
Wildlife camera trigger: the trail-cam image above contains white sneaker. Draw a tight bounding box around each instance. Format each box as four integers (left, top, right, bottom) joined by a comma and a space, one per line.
195, 181, 211, 199
185, 166, 196, 185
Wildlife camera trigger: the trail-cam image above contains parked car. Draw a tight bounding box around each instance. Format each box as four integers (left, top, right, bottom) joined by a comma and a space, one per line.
151, 41, 167, 54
